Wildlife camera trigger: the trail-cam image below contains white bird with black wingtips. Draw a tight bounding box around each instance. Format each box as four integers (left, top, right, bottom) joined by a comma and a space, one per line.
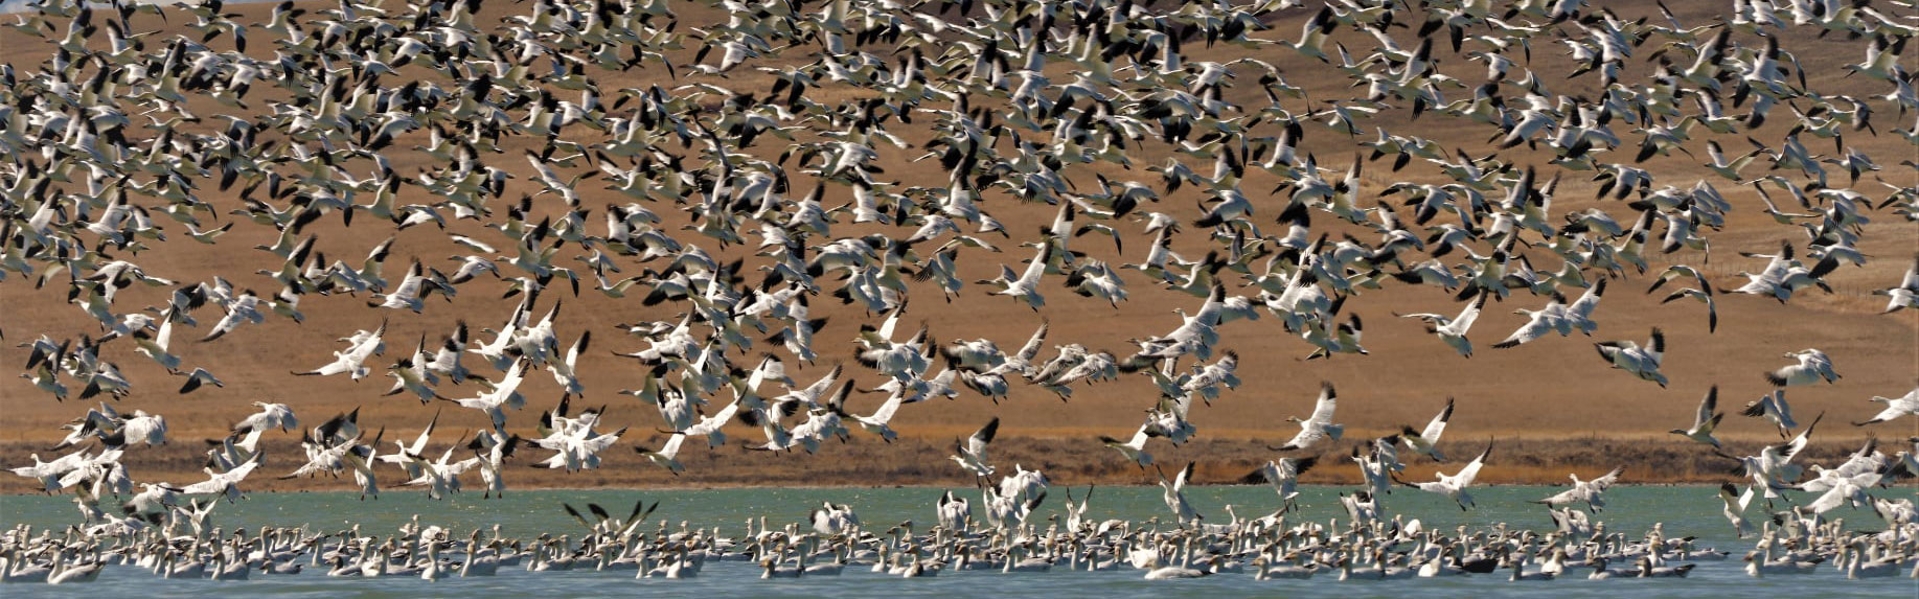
1491, 293, 1567, 349
852, 388, 906, 442
1763, 348, 1839, 387
1243, 456, 1317, 512
1671, 386, 1725, 447
1397, 292, 1488, 358
1854, 386, 1919, 426
977, 239, 1052, 311
1532, 466, 1623, 512
950, 417, 998, 478
1099, 422, 1156, 470
633, 433, 687, 475
1743, 389, 1798, 438
1400, 397, 1454, 462
936, 489, 970, 532
1593, 327, 1667, 387
1274, 381, 1343, 452
1157, 461, 1203, 527
1398, 440, 1492, 511
292, 320, 387, 381
809, 501, 859, 535
1872, 253, 1919, 313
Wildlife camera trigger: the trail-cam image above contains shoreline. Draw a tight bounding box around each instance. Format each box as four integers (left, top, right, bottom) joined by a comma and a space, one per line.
0, 481, 1748, 496
5, 433, 1896, 494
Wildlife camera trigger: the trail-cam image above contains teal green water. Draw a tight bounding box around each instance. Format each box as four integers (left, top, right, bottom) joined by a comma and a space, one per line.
0, 485, 1748, 543
1, 485, 1914, 597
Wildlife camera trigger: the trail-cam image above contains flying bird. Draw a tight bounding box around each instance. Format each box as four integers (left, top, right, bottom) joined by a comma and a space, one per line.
1854, 386, 1919, 426
1670, 386, 1724, 448
1397, 293, 1488, 358
1398, 440, 1493, 511
1273, 382, 1343, 452
1593, 328, 1668, 387
950, 417, 998, 478
1763, 349, 1839, 387
1400, 397, 1455, 462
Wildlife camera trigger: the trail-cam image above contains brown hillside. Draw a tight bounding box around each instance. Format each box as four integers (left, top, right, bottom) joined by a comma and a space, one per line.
0, 0, 1914, 494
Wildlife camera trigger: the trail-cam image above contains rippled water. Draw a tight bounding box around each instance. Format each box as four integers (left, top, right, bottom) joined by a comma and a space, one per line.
2, 485, 1914, 597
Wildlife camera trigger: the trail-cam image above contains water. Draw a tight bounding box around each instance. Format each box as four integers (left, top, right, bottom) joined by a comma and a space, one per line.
1, 485, 1914, 596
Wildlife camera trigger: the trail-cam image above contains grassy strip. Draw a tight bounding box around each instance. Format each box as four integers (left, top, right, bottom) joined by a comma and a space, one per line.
1, 434, 1896, 494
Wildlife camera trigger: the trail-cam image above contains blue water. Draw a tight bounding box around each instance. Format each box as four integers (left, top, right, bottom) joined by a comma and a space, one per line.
2, 485, 1915, 596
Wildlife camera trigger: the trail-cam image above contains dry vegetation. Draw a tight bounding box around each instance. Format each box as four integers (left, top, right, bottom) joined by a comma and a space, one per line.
0, 0, 1915, 495
1, 433, 1886, 489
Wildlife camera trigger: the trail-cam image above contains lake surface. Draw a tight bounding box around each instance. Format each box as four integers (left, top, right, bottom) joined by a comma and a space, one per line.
2, 485, 1915, 596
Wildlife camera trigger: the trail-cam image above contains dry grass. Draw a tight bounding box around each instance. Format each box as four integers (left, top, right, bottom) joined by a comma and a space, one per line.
1, 0, 1916, 495
0, 433, 1883, 493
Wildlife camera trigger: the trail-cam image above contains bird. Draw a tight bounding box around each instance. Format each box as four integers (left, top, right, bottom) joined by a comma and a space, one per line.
368, 260, 447, 313
1273, 381, 1343, 452
403, 440, 479, 501
1743, 389, 1800, 438
177, 453, 263, 503
1241, 456, 1318, 511
529, 409, 624, 473
1872, 253, 1919, 313
1397, 292, 1488, 358
632, 433, 687, 475
1491, 293, 1568, 349
976, 239, 1051, 311
1717, 482, 1755, 538
678, 399, 740, 449
1647, 265, 1719, 333
1560, 278, 1607, 336
936, 490, 970, 532
119, 411, 168, 449
1278, 4, 1337, 61
1400, 397, 1454, 462
1703, 140, 1764, 180
809, 501, 860, 535
1504, 551, 1557, 582
176, 368, 225, 394
129, 314, 181, 372
1156, 461, 1203, 527
1301, 313, 1368, 360
1398, 440, 1492, 510
949, 417, 998, 478
441, 360, 529, 433
1099, 423, 1156, 470
199, 290, 266, 342
1670, 386, 1724, 448
1352, 441, 1398, 498
1731, 411, 1825, 507
0, 0, 1913, 560
1339, 490, 1382, 528
1593, 327, 1668, 387
1724, 241, 1841, 303
1532, 466, 1623, 512
850, 383, 907, 442
1634, 557, 1695, 578
1855, 386, 1919, 426
292, 321, 387, 381
1763, 349, 1840, 387
468, 430, 519, 499
546, 331, 591, 399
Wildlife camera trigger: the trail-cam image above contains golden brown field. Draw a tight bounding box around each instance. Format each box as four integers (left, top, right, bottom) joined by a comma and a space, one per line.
0, 0, 1914, 496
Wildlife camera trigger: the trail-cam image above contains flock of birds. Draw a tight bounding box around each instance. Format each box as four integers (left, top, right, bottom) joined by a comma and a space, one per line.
1, 0, 1918, 586
3, 484, 1919, 583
